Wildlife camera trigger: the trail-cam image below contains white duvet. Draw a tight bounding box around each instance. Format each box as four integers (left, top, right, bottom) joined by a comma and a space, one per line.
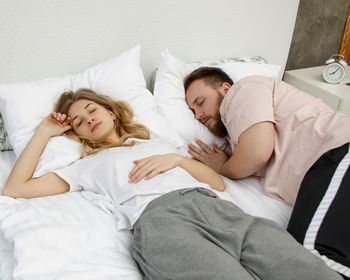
0, 151, 292, 279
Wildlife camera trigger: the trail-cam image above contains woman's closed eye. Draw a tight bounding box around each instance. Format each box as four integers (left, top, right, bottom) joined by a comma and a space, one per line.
73, 119, 82, 128
74, 108, 96, 127
72, 117, 82, 128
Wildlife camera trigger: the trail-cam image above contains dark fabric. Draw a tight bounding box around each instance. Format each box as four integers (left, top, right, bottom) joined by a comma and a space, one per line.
287, 143, 350, 277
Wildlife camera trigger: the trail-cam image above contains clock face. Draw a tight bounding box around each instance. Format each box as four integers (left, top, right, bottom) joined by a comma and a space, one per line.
322, 63, 346, 84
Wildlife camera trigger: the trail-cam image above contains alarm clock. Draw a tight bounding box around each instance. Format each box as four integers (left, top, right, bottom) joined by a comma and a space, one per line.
322, 54, 347, 84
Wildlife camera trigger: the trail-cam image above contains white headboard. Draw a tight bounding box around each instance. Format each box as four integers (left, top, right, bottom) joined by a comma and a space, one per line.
0, 0, 299, 88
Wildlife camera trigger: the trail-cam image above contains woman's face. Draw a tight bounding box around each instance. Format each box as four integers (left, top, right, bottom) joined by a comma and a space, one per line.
68, 99, 119, 142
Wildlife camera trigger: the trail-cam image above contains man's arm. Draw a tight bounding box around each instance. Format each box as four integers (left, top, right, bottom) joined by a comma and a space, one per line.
188, 121, 275, 180
220, 122, 274, 179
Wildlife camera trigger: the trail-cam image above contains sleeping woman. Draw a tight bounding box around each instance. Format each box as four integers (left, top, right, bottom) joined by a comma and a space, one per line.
2, 88, 342, 280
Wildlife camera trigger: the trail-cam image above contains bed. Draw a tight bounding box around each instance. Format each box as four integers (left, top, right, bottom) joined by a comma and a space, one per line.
0, 0, 300, 279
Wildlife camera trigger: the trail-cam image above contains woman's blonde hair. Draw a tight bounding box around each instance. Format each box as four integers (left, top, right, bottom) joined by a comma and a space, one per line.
55, 88, 150, 157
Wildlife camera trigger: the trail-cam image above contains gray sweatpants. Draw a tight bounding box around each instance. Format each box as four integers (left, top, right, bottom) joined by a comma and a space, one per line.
130, 188, 342, 280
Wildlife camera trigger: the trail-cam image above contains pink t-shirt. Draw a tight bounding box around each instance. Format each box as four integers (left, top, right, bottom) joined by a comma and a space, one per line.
220, 76, 350, 206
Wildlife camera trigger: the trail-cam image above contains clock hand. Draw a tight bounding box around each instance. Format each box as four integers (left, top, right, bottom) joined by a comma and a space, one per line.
330, 68, 339, 75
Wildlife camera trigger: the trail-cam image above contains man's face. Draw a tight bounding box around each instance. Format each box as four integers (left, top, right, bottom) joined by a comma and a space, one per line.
185, 79, 229, 137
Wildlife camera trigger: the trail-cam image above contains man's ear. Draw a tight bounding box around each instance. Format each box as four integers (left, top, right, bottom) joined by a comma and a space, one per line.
221, 82, 232, 95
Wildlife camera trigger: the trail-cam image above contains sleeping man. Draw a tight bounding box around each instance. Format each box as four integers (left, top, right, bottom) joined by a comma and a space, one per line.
184, 67, 350, 280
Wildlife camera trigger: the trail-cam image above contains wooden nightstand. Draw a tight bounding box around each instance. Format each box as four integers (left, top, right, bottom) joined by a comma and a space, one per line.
283, 66, 350, 115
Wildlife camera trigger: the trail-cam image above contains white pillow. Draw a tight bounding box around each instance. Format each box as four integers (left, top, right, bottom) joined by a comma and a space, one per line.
220, 61, 281, 83
153, 49, 280, 150
0, 45, 183, 177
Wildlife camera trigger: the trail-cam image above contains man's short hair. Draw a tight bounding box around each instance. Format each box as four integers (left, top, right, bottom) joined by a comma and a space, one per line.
184, 67, 233, 92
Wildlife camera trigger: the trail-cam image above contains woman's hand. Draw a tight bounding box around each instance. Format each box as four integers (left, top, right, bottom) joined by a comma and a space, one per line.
129, 153, 183, 183
38, 112, 72, 137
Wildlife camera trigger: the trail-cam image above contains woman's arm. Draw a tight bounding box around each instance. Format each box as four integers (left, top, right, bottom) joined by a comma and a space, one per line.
2, 113, 72, 198
177, 155, 225, 191
128, 153, 225, 191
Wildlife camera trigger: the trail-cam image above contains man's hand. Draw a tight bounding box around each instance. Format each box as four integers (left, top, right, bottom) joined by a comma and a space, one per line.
188, 139, 228, 173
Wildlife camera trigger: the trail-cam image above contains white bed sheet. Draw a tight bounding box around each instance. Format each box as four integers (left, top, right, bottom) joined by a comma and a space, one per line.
1, 151, 17, 280
0, 151, 292, 279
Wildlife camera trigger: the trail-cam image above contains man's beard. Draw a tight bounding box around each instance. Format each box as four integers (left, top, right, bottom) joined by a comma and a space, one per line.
206, 92, 227, 138
203, 114, 227, 138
